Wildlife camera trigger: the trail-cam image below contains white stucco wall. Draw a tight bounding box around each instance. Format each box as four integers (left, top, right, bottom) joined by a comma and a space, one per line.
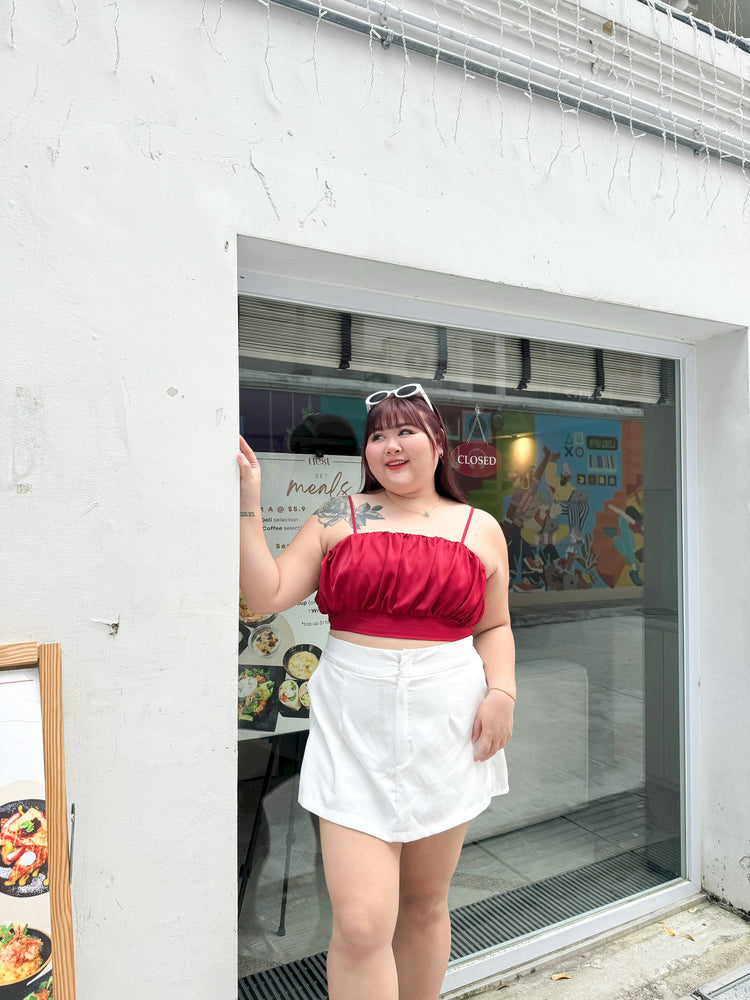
1, 1, 749, 997
696, 330, 750, 914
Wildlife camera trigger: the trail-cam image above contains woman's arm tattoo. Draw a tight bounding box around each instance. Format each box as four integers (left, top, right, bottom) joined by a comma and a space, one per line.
314, 497, 350, 528
315, 497, 386, 529
353, 503, 385, 529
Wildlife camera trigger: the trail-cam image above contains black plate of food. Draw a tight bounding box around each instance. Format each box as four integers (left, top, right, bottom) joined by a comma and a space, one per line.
18, 973, 53, 1000
0, 801, 48, 899
238, 621, 251, 656
0, 924, 52, 999
238, 592, 276, 627
277, 677, 312, 719
282, 645, 322, 682
237, 665, 283, 731
249, 625, 282, 659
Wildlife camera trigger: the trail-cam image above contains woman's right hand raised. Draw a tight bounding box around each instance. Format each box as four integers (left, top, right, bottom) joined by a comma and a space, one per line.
238, 436, 262, 509
237, 437, 323, 609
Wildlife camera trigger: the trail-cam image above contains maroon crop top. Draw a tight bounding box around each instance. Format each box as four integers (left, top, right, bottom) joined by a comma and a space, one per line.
315, 496, 486, 640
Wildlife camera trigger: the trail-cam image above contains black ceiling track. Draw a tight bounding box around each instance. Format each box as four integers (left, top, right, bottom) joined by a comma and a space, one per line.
338, 313, 352, 370
517, 338, 531, 390
593, 348, 605, 399
435, 325, 448, 380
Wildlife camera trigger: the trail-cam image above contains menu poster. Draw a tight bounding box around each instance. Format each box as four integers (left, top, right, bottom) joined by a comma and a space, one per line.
0, 643, 74, 1000
238, 454, 362, 740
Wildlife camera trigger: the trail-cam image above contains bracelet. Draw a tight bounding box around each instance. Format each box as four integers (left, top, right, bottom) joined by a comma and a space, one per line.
487, 686, 516, 703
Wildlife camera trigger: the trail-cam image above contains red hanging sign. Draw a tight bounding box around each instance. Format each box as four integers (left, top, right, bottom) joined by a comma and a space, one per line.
450, 441, 500, 479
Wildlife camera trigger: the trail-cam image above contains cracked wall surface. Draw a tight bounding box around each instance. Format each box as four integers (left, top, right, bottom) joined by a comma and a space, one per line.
2, 0, 750, 997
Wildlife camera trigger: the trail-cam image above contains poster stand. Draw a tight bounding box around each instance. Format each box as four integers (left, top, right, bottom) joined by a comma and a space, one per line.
237, 731, 307, 933
0, 642, 75, 1000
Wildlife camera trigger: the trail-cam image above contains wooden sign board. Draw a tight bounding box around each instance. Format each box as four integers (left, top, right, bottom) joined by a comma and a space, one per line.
0, 643, 75, 1000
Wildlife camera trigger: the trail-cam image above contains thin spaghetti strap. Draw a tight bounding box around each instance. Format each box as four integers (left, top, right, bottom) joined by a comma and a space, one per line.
348, 495, 358, 533
460, 506, 474, 544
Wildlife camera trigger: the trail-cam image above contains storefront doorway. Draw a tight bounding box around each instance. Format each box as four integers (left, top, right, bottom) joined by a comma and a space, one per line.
236, 292, 686, 999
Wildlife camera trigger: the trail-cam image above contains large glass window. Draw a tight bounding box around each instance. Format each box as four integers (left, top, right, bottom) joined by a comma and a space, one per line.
237, 297, 683, 996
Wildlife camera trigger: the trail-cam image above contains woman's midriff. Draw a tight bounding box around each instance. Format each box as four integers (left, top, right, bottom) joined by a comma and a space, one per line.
329, 630, 451, 649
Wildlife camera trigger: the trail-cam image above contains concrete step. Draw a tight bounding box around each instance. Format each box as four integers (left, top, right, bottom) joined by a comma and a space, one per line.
455, 899, 750, 1000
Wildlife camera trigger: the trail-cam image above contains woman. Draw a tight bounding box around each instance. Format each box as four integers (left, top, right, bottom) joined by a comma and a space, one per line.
238, 383, 515, 1000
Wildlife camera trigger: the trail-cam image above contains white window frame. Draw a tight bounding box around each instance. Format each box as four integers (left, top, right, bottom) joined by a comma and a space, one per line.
237, 240, 702, 993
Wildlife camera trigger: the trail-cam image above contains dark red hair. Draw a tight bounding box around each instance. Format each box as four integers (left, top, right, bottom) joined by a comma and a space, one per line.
361, 395, 467, 503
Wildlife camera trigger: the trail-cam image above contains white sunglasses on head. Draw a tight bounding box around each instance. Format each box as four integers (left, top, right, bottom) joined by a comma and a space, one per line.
364, 383, 435, 413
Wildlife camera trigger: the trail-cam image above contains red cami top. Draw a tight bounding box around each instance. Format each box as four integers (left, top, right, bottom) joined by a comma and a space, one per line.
315, 496, 486, 640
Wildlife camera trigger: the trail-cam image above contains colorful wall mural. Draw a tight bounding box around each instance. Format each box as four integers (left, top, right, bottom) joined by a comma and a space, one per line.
486, 413, 643, 595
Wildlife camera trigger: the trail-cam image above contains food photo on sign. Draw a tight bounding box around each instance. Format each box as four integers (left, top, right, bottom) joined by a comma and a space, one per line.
0, 799, 48, 897
237, 452, 361, 738
0, 668, 54, 1000
238, 594, 324, 732
0, 923, 52, 999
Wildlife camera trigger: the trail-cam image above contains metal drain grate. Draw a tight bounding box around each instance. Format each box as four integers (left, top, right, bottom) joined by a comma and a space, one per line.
238, 846, 678, 1000
448, 846, 676, 959
632, 836, 683, 879
693, 965, 750, 999
239, 952, 328, 1000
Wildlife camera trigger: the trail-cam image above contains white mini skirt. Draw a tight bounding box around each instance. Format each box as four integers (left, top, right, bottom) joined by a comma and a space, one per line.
298, 634, 509, 843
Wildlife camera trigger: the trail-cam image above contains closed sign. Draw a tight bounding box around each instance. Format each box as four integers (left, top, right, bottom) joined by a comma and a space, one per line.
450, 441, 499, 478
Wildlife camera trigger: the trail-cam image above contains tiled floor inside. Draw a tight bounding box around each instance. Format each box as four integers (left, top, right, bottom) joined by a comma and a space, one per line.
238, 609, 681, 981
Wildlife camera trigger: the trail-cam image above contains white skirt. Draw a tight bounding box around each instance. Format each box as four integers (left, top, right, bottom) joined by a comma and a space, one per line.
298, 634, 509, 843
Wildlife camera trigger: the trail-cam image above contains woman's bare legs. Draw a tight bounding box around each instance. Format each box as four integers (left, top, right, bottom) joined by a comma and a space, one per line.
392, 822, 469, 1000
320, 818, 402, 1000
320, 819, 468, 1000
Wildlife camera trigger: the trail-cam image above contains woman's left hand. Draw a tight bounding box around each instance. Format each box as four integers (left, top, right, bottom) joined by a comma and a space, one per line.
471, 690, 514, 761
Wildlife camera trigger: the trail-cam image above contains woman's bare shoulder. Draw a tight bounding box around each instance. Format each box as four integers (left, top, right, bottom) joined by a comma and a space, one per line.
464, 506, 506, 575
468, 505, 504, 536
